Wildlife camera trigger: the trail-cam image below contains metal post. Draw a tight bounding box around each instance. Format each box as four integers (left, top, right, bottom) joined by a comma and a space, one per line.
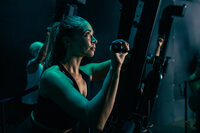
184, 81, 188, 133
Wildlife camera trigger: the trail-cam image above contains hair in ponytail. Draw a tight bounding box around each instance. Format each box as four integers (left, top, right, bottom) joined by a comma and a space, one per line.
44, 16, 90, 69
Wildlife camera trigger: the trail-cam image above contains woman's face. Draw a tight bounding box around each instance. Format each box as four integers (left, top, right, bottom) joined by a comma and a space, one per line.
70, 24, 98, 57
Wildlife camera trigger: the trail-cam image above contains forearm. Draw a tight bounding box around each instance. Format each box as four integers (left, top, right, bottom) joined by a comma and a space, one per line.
27, 42, 49, 73
37, 42, 49, 61
91, 60, 111, 81
155, 45, 161, 57
87, 66, 120, 131
155, 38, 164, 57
36, 36, 51, 64
86, 39, 129, 130
147, 38, 163, 64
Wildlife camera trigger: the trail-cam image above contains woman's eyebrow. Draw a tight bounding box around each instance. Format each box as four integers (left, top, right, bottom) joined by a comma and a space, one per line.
82, 28, 94, 34
83, 28, 91, 33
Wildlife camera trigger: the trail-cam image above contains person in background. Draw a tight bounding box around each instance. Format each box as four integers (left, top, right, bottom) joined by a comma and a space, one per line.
137, 37, 164, 133
21, 31, 50, 120
188, 58, 200, 132
30, 16, 129, 133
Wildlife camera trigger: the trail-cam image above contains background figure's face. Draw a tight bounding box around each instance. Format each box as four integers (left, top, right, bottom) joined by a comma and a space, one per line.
69, 24, 98, 57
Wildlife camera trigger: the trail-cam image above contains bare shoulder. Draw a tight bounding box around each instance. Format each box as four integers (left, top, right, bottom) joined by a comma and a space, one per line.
42, 65, 73, 80
40, 65, 73, 97
41, 65, 62, 81
39, 65, 88, 116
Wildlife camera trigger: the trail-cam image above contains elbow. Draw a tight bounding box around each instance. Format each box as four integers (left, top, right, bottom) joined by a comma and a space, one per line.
88, 120, 105, 132
85, 103, 108, 131
86, 112, 106, 132
96, 123, 105, 132
92, 117, 107, 132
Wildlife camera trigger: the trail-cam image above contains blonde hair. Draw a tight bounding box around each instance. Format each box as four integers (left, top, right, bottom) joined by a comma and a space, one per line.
45, 16, 91, 69
29, 41, 44, 57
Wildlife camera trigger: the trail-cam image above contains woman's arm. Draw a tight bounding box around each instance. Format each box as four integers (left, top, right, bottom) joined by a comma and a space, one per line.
80, 60, 111, 81
146, 38, 164, 64
41, 40, 129, 131
27, 32, 50, 73
87, 65, 121, 130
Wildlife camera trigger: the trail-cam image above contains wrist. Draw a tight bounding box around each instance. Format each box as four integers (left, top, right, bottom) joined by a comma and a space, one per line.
110, 66, 121, 75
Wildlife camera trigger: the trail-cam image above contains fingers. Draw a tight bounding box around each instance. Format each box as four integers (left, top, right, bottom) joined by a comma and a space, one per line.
123, 41, 130, 53
110, 39, 130, 53
118, 40, 129, 55
110, 39, 130, 70
158, 37, 164, 47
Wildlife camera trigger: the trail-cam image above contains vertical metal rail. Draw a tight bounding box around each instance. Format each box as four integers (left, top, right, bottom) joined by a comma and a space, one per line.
184, 81, 188, 133
103, 0, 161, 132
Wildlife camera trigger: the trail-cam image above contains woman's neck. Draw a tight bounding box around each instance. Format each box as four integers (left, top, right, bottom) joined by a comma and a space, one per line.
61, 56, 82, 75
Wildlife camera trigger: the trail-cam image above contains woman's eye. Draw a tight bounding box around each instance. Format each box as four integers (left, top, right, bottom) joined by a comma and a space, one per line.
84, 32, 93, 39
84, 32, 90, 37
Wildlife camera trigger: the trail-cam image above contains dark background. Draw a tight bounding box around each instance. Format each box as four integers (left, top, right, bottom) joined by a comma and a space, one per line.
1, 0, 200, 129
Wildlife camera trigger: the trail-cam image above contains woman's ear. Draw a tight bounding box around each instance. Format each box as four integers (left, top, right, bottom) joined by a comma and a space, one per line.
62, 36, 71, 46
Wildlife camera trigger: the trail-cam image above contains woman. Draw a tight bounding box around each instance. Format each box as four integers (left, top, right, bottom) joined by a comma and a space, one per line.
21, 31, 50, 121
31, 16, 129, 133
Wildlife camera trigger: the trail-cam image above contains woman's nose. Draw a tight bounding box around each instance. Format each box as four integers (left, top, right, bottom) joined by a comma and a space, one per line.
91, 36, 98, 44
